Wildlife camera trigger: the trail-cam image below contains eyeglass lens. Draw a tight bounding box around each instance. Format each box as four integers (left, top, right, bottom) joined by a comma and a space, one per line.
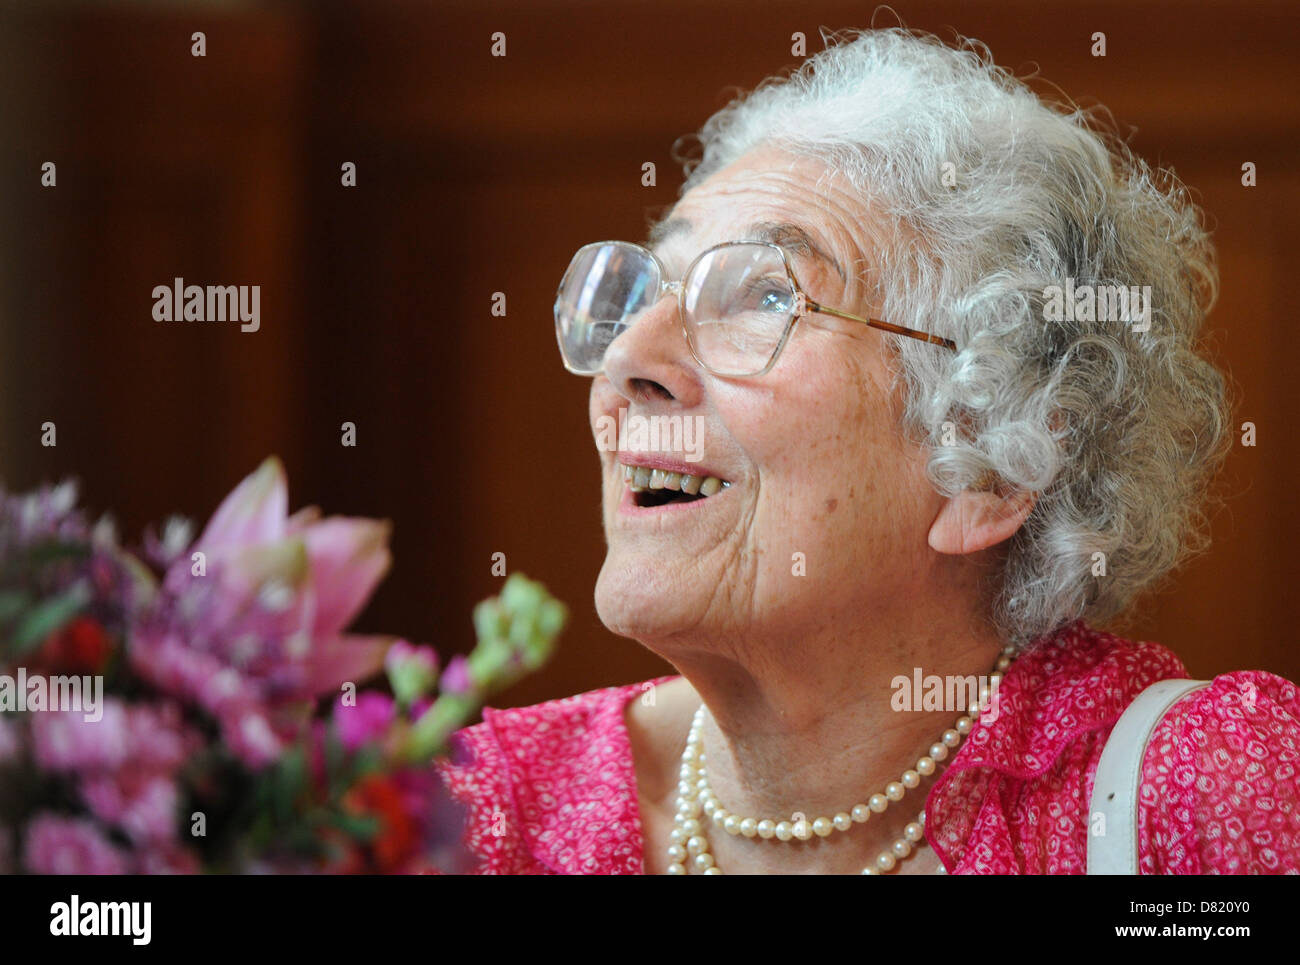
555, 242, 795, 377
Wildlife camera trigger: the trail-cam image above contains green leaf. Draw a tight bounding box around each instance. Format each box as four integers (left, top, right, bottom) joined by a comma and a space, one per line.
24, 540, 92, 568
270, 748, 306, 825
9, 583, 91, 655
0, 591, 31, 625
329, 810, 379, 841
324, 728, 347, 798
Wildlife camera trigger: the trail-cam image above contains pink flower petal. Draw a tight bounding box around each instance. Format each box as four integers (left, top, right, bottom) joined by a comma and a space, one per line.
298, 634, 393, 698
299, 517, 392, 635
196, 457, 289, 552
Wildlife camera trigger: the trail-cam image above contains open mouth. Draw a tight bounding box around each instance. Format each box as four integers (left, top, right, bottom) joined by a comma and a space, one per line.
622, 463, 731, 508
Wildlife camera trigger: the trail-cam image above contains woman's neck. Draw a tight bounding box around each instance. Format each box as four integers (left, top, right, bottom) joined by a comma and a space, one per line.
639, 611, 1005, 873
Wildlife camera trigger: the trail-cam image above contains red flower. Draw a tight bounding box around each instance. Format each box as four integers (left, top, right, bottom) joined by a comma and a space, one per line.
341, 774, 419, 872
36, 617, 112, 675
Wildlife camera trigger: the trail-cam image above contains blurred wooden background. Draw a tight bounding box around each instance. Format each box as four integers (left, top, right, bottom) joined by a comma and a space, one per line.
1, 0, 1296, 715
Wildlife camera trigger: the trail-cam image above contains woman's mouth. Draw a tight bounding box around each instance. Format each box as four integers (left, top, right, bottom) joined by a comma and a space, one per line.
620, 461, 731, 509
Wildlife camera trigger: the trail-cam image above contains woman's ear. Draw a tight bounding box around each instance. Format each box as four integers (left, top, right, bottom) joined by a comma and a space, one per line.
928, 479, 1036, 555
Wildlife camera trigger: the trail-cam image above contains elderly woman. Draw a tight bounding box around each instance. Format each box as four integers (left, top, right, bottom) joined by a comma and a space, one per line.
437, 28, 1299, 874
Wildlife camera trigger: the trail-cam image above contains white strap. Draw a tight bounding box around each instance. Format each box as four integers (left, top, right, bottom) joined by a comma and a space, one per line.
1087, 678, 1210, 874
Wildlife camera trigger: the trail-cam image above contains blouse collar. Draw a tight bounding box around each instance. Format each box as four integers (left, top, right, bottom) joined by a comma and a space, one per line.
924, 620, 1186, 871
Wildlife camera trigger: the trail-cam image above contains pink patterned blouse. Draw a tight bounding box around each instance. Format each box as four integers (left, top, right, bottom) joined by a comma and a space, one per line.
434, 621, 1300, 874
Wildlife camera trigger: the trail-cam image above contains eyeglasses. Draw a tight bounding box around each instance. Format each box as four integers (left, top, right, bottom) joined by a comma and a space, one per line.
554, 240, 956, 378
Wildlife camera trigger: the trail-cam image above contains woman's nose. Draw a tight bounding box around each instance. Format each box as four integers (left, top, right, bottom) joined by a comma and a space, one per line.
600, 290, 701, 405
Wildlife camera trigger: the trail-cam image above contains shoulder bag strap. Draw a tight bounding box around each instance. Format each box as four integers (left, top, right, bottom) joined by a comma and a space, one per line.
1086, 677, 1211, 874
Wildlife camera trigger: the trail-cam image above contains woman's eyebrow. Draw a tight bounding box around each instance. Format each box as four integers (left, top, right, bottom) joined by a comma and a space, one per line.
646, 216, 692, 251
749, 221, 847, 283
646, 217, 846, 283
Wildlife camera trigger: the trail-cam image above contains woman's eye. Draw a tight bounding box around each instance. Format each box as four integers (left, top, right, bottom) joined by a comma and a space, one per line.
736, 278, 792, 314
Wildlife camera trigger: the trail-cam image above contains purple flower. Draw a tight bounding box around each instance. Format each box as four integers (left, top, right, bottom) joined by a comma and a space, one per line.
140, 515, 195, 569
29, 700, 199, 847
31, 703, 130, 771
22, 813, 132, 874
135, 842, 200, 875
30, 700, 196, 773
80, 774, 179, 844
333, 692, 395, 752
440, 654, 475, 697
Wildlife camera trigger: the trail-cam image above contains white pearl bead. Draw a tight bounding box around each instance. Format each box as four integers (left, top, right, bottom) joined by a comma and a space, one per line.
665, 664, 1022, 874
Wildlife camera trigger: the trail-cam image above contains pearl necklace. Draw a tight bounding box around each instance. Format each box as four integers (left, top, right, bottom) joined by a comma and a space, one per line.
667, 646, 1016, 875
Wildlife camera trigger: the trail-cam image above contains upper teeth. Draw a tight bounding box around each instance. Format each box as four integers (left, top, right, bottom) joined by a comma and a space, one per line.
622, 464, 730, 497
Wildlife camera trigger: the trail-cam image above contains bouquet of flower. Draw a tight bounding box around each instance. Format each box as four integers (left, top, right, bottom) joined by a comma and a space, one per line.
0, 457, 565, 874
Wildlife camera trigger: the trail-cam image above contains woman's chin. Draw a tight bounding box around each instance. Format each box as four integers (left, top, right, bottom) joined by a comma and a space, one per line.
594, 560, 696, 642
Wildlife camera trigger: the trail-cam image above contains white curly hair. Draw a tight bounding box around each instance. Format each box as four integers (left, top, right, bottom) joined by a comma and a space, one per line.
666, 27, 1231, 648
